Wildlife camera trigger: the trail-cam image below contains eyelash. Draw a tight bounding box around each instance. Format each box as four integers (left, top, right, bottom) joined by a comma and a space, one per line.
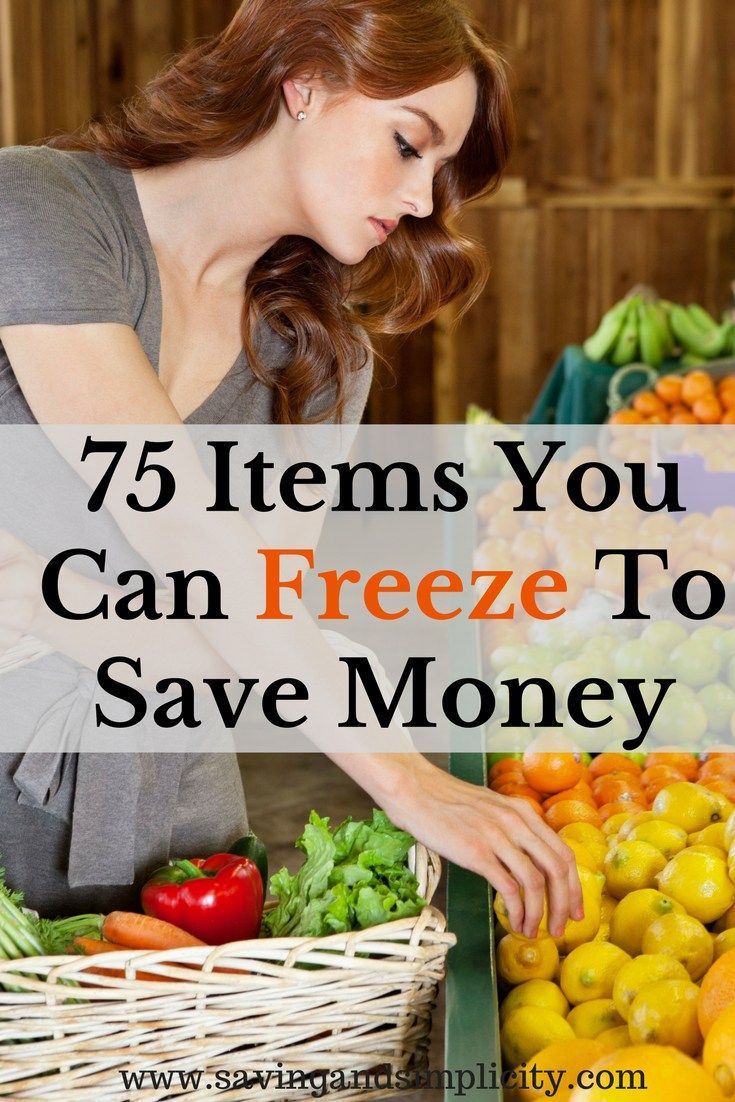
394, 131, 422, 161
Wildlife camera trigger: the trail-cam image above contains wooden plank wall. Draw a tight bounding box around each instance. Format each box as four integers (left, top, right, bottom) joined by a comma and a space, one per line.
1, 1, 733, 422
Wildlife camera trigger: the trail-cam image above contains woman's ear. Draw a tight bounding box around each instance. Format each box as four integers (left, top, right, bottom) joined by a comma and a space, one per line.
282, 77, 314, 120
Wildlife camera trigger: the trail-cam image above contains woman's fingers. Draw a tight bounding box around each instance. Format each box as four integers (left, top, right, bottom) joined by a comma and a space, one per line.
504, 797, 585, 932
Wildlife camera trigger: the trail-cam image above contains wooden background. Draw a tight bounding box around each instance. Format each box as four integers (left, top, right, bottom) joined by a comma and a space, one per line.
1, 0, 734, 421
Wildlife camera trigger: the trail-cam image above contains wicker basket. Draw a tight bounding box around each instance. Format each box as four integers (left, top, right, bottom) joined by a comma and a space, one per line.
0, 846, 453, 1101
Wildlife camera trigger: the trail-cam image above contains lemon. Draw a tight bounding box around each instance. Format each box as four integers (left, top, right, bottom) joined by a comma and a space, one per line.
497, 933, 560, 984
713, 929, 735, 960
604, 841, 667, 898
612, 953, 690, 1020
688, 843, 730, 859
653, 781, 727, 832
564, 839, 604, 872
560, 942, 631, 1005
641, 911, 714, 981
567, 998, 624, 1039
552, 867, 605, 954
689, 822, 728, 850
627, 979, 703, 1056
568, 1045, 727, 1102
499, 979, 570, 1025
609, 888, 684, 956
595, 1024, 631, 1049
626, 819, 688, 858
725, 808, 735, 847
510, 1039, 609, 1102
657, 849, 735, 924
494, 889, 548, 936
559, 822, 607, 849
593, 922, 610, 942
602, 811, 634, 837
617, 811, 657, 840
713, 901, 735, 933
500, 1006, 575, 1067
600, 894, 617, 924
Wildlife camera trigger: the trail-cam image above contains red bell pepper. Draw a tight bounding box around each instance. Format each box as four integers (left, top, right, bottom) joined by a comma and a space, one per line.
141, 853, 263, 945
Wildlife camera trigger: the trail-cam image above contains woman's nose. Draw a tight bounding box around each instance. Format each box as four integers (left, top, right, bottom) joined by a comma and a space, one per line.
403, 178, 434, 219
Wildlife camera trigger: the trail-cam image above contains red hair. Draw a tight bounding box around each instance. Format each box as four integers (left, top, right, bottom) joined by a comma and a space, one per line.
51, 0, 513, 423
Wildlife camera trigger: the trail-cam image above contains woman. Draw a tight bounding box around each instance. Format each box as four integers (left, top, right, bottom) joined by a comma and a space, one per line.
0, 0, 581, 938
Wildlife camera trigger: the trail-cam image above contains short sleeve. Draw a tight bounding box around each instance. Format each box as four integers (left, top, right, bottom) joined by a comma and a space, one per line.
341, 327, 374, 424
0, 146, 132, 327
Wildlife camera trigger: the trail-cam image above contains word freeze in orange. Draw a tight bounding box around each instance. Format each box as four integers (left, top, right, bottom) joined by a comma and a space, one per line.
257, 549, 568, 622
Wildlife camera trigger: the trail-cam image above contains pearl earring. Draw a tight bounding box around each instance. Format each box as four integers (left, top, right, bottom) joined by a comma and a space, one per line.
297, 111, 306, 121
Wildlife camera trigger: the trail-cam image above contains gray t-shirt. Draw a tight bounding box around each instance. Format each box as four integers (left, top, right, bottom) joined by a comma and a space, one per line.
0, 144, 373, 424
0, 145, 373, 907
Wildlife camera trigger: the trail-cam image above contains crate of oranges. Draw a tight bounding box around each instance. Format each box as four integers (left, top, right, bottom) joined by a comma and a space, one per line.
608, 362, 735, 425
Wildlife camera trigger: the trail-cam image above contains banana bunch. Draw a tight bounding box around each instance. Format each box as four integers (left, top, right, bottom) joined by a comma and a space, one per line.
583, 294, 674, 368
667, 302, 735, 361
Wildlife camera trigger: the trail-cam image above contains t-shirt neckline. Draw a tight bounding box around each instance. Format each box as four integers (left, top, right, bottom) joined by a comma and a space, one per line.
104, 159, 246, 424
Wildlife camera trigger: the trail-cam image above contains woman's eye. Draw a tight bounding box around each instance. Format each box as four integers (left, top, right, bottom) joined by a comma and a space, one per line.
394, 132, 421, 161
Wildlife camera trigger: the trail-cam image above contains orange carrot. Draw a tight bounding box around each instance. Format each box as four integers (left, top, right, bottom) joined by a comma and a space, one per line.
102, 912, 207, 950
73, 936, 130, 955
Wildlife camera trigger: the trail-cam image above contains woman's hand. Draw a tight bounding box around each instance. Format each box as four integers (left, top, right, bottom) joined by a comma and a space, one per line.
340, 752, 584, 940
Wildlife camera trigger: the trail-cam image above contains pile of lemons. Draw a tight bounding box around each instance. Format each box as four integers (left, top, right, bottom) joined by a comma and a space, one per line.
494, 779, 735, 1101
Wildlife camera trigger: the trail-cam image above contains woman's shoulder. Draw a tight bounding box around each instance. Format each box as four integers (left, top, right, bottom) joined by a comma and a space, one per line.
0, 145, 126, 224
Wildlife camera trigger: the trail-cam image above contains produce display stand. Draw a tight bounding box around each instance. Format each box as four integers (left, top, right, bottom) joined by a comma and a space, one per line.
443, 491, 503, 1101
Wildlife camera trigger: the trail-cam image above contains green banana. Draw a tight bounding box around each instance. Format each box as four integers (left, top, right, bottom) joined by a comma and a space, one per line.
686, 303, 719, 332
681, 352, 707, 368
650, 300, 675, 358
638, 301, 666, 368
583, 298, 630, 362
669, 304, 729, 358
609, 298, 641, 366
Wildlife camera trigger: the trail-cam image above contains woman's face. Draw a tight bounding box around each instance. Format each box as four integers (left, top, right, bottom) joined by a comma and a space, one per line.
286, 70, 478, 265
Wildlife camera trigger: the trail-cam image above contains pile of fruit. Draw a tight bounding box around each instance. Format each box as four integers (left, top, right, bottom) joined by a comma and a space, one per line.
608, 369, 735, 425
584, 294, 735, 370
492, 749, 735, 1100
484, 618, 735, 753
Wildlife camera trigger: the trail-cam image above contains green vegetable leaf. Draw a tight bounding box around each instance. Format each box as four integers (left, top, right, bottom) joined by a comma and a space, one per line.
263, 809, 424, 939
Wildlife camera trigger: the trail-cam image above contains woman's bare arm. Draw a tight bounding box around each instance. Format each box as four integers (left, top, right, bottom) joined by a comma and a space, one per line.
0, 320, 582, 938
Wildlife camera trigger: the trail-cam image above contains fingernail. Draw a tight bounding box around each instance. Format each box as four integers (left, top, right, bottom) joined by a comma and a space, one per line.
574, 907, 585, 920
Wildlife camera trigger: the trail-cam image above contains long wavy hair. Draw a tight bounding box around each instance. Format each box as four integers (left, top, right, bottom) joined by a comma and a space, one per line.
51, 0, 513, 423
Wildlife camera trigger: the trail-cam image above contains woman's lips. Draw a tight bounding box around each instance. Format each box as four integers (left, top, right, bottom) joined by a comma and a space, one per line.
369, 217, 397, 243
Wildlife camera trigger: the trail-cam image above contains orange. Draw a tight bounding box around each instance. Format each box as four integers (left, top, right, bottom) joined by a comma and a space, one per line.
702, 1003, 735, 1098
598, 799, 648, 822
495, 782, 544, 802
592, 774, 645, 806
545, 799, 603, 832
588, 754, 641, 780
700, 758, 735, 781
489, 759, 526, 783
522, 751, 584, 794
681, 369, 715, 407
642, 765, 687, 788
608, 409, 643, 425
671, 410, 699, 424
633, 391, 667, 417
701, 777, 735, 803
656, 375, 685, 405
693, 395, 724, 424
698, 948, 735, 1037
721, 408, 735, 423
542, 784, 595, 812
645, 752, 699, 781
